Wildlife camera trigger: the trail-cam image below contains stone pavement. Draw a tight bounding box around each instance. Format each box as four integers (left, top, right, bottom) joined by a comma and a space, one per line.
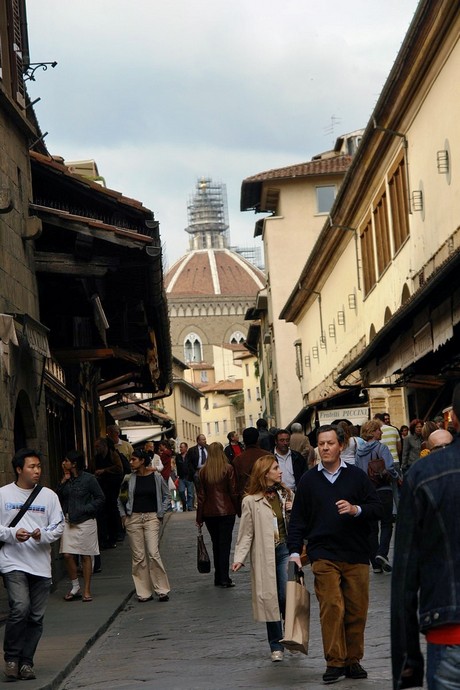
0, 512, 425, 689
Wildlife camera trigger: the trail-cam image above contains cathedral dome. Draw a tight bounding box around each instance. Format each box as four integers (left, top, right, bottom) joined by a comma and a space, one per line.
165, 248, 265, 298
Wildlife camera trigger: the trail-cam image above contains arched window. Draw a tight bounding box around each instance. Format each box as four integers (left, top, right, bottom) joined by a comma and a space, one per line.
229, 330, 245, 344
184, 333, 203, 362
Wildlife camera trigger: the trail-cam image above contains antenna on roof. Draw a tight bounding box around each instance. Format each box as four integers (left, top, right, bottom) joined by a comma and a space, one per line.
323, 115, 341, 145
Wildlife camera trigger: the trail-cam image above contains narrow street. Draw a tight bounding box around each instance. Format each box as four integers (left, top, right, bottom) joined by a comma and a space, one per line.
58, 511, 400, 690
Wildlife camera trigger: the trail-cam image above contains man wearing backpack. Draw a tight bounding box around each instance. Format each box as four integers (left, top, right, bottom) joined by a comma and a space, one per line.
355, 420, 400, 574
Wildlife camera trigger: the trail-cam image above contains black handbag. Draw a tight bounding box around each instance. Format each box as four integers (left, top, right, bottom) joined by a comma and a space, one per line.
197, 527, 211, 574
0, 484, 43, 549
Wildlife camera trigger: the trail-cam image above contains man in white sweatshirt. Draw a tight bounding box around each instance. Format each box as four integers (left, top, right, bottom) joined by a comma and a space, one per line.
0, 448, 64, 681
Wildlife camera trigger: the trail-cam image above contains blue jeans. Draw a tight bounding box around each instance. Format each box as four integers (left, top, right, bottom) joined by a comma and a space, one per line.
427, 643, 460, 690
3, 570, 52, 666
266, 542, 290, 652
178, 479, 195, 511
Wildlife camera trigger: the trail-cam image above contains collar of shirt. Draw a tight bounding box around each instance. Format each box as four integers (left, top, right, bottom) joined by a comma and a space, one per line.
317, 458, 348, 483
275, 449, 292, 462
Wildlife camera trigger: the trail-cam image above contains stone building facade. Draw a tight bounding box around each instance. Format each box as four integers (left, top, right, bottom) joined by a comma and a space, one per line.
0, 0, 49, 482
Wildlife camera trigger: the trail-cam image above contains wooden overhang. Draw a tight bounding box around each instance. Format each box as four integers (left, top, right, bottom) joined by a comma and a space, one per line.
30, 153, 172, 397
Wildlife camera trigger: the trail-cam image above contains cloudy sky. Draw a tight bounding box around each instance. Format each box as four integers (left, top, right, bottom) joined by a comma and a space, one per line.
26, 1, 419, 268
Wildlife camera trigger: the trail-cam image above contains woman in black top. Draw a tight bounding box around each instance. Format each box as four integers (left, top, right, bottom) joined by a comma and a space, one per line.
118, 450, 171, 602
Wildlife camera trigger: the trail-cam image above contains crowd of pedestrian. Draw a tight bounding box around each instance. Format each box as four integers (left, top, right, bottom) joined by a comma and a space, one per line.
0, 400, 457, 688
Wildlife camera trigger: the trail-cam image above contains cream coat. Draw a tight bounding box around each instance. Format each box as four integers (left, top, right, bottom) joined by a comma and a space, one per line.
233, 493, 280, 622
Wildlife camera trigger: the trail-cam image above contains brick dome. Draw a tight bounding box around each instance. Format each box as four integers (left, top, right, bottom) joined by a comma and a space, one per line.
165, 249, 264, 298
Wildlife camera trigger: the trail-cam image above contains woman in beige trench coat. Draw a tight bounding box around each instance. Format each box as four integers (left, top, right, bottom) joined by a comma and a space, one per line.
232, 455, 293, 662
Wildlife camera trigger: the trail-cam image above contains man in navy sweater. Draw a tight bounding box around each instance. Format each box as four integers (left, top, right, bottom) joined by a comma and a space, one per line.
288, 424, 383, 684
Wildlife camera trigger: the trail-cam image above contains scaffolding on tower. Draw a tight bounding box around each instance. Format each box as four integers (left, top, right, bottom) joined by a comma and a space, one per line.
185, 177, 229, 250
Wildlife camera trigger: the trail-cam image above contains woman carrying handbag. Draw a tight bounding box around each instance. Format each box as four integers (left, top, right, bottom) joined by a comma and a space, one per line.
196, 442, 239, 588
232, 455, 293, 662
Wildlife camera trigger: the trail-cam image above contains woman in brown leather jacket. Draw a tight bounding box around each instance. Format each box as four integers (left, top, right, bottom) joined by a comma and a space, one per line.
196, 442, 239, 588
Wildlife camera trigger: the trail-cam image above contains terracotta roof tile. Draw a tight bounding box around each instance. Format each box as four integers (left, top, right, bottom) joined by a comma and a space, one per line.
199, 379, 243, 393
242, 155, 352, 185
241, 155, 352, 211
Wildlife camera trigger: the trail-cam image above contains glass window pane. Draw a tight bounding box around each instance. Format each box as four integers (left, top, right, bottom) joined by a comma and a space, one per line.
316, 186, 335, 214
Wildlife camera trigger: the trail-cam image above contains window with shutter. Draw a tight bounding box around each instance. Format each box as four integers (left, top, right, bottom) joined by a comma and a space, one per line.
6, 0, 26, 107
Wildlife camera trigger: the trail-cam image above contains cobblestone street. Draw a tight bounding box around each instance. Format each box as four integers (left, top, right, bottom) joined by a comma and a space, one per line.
58, 511, 409, 690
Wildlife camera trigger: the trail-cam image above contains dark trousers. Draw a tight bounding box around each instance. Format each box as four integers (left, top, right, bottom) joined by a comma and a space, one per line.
204, 515, 235, 585
98, 480, 122, 547
3, 571, 52, 666
370, 489, 394, 564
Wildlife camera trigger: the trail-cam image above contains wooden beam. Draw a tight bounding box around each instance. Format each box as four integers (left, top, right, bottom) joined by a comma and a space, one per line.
53, 348, 116, 362
34, 252, 119, 276
32, 210, 151, 248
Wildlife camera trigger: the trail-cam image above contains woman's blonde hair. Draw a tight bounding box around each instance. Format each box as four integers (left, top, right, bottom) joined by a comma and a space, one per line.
246, 455, 285, 496
199, 442, 228, 484
361, 420, 382, 441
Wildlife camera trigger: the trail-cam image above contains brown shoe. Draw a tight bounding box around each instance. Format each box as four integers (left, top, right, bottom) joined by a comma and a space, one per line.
4, 661, 18, 681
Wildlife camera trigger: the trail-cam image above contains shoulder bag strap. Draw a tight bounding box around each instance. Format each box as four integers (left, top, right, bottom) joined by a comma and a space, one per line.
8, 485, 42, 529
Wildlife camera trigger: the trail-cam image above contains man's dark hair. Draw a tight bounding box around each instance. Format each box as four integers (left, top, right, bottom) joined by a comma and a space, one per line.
373, 413, 385, 422
66, 450, 85, 472
227, 431, 235, 442
256, 418, 268, 430
243, 427, 259, 446
317, 424, 345, 445
12, 448, 42, 478
275, 428, 290, 442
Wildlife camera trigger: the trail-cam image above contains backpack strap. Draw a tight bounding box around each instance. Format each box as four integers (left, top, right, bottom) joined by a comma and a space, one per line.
8, 485, 42, 528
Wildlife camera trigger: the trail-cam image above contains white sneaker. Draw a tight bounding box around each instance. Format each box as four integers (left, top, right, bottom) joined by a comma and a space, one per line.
271, 650, 284, 662
375, 554, 392, 573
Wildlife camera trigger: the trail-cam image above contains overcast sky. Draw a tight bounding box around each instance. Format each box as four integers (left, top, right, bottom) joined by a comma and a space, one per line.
26, 1, 419, 268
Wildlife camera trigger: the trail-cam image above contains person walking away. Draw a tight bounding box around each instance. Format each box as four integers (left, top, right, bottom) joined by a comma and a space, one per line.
196, 442, 239, 588
118, 450, 171, 602
91, 438, 123, 549
0, 449, 64, 681
232, 427, 267, 512
232, 455, 293, 662
288, 425, 383, 684
57, 450, 105, 602
392, 383, 460, 690
257, 418, 275, 452
374, 413, 402, 469
355, 420, 400, 574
